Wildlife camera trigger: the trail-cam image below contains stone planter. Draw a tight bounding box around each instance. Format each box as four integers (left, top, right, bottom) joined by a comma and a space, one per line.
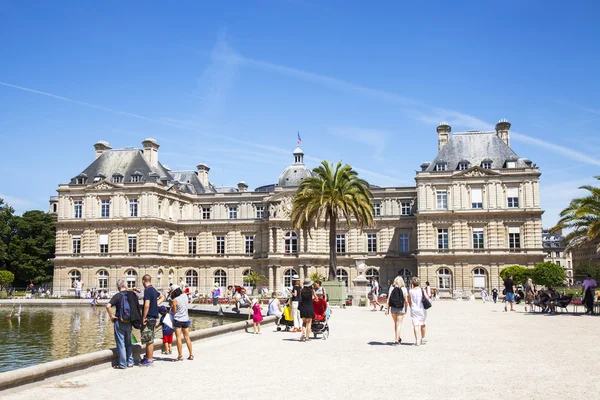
322, 280, 347, 307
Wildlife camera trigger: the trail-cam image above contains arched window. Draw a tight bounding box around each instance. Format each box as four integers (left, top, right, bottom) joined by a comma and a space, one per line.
398, 268, 412, 285
473, 268, 486, 289
125, 269, 137, 289
185, 270, 198, 287
284, 232, 298, 254
69, 270, 81, 285
437, 268, 452, 290
213, 269, 227, 287
283, 268, 298, 288
336, 268, 349, 288
97, 270, 109, 289
365, 268, 379, 280
168, 269, 175, 284
157, 269, 163, 287
52, 204, 57, 213
242, 269, 252, 285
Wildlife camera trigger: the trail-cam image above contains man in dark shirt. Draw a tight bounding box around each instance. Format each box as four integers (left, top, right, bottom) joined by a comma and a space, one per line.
504, 275, 516, 312
106, 279, 137, 369
140, 274, 164, 366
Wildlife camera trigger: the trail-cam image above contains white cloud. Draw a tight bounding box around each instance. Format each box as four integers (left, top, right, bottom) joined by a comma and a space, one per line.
328, 126, 390, 161
0, 193, 36, 212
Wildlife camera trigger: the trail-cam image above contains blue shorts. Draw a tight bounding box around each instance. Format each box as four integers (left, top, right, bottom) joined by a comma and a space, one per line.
505, 292, 515, 302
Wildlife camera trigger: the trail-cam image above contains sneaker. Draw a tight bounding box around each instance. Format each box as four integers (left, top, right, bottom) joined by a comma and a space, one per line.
420, 338, 427, 345
140, 359, 154, 367
415, 342, 420, 346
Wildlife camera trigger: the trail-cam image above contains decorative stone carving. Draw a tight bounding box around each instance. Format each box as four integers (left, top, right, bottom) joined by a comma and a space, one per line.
269, 196, 293, 219
463, 169, 487, 177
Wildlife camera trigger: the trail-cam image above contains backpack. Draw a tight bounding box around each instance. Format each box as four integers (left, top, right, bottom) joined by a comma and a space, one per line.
389, 287, 405, 309
118, 292, 131, 323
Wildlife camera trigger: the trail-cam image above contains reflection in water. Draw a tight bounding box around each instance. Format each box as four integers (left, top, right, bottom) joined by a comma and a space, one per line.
0, 305, 235, 373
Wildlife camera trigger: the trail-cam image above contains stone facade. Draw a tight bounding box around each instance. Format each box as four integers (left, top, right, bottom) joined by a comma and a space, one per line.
50, 120, 545, 297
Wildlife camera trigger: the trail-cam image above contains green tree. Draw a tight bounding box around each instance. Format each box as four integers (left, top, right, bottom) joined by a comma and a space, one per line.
574, 264, 600, 281
532, 262, 566, 287
291, 161, 374, 280
242, 270, 268, 287
309, 271, 326, 283
499, 265, 530, 285
551, 176, 600, 251
8, 210, 56, 284
0, 270, 14, 292
0, 198, 15, 270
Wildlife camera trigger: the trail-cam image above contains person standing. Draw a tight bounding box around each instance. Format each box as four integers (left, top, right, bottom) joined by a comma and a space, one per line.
291, 275, 302, 333
140, 274, 164, 366
424, 281, 432, 300
170, 285, 194, 361
524, 278, 535, 312
251, 298, 263, 334
504, 275, 516, 312
481, 288, 487, 304
314, 280, 327, 300
106, 279, 139, 369
582, 274, 597, 315
406, 277, 428, 346
492, 287, 498, 303
386, 276, 408, 345
371, 278, 383, 311
298, 279, 317, 342
211, 283, 220, 306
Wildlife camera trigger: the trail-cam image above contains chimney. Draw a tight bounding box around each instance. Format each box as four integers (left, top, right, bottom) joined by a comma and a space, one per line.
436, 122, 451, 151
237, 181, 248, 192
94, 141, 112, 159
196, 163, 210, 188
142, 138, 160, 169
496, 119, 511, 147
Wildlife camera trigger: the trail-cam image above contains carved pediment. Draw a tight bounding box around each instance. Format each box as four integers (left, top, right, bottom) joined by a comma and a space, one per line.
85, 179, 120, 191
268, 195, 293, 219
454, 166, 500, 178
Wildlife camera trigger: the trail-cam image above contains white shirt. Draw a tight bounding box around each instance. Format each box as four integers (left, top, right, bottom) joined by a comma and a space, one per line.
409, 288, 424, 311
267, 298, 282, 316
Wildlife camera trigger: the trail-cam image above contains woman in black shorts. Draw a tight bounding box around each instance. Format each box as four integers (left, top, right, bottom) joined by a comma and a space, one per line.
299, 278, 317, 342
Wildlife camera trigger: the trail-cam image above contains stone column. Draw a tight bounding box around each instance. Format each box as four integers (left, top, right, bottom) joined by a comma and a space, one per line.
268, 265, 274, 292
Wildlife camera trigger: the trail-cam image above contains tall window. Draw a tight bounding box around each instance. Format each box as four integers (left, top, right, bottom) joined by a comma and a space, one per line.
188, 237, 197, 255
336, 268, 349, 287
473, 268, 486, 289
129, 199, 138, 217
438, 268, 452, 290
365, 268, 379, 280
283, 268, 298, 288
213, 269, 227, 287
256, 205, 265, 219
472, 228, 484, 249
216, 236, 225, 255
436, 191, 448, 210
401, 201, 411, 216
185, 270, 198, 287
284, 232, 298, 254
507, 188, 519, 208
158, 201, 162, 218
99, 234, 109, 253
471, 188, 483, 209
72, 235, 81, 254
202, 207, 211, 220
229, 206, 238, 219
399, 268, 412, 285
101, 199, 110, 218
437, 228, 449, 249
125, 270, 137, 289
73, 200, 82, 218
374, 203, 381, 216
367, 233, 377, 253
128, 234, 137, 253
69, 270, 81, 285
157, 234, 163, 253
97, 270, 109, 289
245, 235, 254, 254
399, 233, 409, 253
508, 227, 521, 249
336, 234, 346, 254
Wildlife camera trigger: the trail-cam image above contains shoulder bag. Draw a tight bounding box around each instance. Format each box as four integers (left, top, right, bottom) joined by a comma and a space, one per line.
421, 288, 432, 310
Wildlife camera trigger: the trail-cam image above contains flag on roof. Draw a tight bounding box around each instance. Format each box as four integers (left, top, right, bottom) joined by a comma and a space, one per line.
297, 132, 302, 145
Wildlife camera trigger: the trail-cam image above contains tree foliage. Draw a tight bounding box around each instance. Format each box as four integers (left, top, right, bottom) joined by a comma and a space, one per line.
291, 161, 374, 280
0, 270, 15, 292
242, 270, 268, 287
574, 264, 600, 281
551, 176, 600, 252
499, 265, 530, 285
532, 262, 566, 287
0, 199, 15, 270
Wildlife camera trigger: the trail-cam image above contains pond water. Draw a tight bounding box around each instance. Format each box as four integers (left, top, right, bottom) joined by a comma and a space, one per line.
0, 305, 235, 373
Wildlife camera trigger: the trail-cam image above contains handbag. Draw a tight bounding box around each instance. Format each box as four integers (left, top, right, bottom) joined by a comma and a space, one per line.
421, 289, 432, 310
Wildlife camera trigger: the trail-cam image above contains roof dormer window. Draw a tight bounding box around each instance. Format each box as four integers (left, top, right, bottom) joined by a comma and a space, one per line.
481, 160, 492, 169
434, 163, 447, 171
506, 161, 516, 168
111, 174, 123, 183
458, 161, 470, 171
74, 173, 87, 185
130, 171, 143, 183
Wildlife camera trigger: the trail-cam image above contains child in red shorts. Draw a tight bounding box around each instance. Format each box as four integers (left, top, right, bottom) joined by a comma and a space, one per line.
158, 306, 174, 355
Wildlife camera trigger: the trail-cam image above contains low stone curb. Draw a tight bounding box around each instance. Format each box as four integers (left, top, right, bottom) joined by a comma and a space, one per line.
0, 316, 276, 392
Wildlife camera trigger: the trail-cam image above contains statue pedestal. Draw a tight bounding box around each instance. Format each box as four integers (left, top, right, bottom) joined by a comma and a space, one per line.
352, 275, 370, 307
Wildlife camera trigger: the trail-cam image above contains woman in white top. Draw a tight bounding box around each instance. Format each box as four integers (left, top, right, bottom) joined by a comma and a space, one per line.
385, 276, 408, 345
267, 291, 283, 329
406, 277, 429, 346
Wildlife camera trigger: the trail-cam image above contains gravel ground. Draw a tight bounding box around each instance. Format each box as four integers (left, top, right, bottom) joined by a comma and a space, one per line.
3, 300, 598, 400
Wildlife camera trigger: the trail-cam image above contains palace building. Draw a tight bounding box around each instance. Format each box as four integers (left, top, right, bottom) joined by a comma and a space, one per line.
50, 120, 545, 297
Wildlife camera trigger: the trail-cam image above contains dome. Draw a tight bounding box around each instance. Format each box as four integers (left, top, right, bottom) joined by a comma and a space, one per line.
277, 146, 313, 187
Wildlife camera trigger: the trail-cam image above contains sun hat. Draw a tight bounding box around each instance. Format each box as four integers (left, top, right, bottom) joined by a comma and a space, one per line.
170, 284, 180, 291
158, 305, 168, 314
303, 278, 314, 287
292, 274, 300, 280
213, 283, 218, 287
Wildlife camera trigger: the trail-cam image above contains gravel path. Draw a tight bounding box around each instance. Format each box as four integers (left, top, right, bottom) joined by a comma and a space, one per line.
3, 300, 598, 400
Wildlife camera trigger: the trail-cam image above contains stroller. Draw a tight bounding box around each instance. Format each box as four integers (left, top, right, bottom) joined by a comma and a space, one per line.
311, 297, 330, 340
280, 300, 295, 332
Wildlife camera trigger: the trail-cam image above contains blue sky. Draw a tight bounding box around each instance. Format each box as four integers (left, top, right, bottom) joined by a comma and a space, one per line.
0, 1, 599, 226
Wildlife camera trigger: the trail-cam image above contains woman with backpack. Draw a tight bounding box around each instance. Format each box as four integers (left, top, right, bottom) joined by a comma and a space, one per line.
385, 276, 408, 345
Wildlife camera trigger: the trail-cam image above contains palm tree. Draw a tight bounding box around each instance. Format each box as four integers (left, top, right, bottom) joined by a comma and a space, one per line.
291, 160, 374, 280
551, 176, 600, 252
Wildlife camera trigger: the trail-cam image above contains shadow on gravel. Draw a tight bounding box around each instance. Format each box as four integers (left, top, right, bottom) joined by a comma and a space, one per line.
367, 341, 414, 346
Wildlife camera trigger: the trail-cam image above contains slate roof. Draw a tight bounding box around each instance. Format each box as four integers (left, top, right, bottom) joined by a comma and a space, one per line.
170, 171, 216, 194
426, 131, 531, 172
